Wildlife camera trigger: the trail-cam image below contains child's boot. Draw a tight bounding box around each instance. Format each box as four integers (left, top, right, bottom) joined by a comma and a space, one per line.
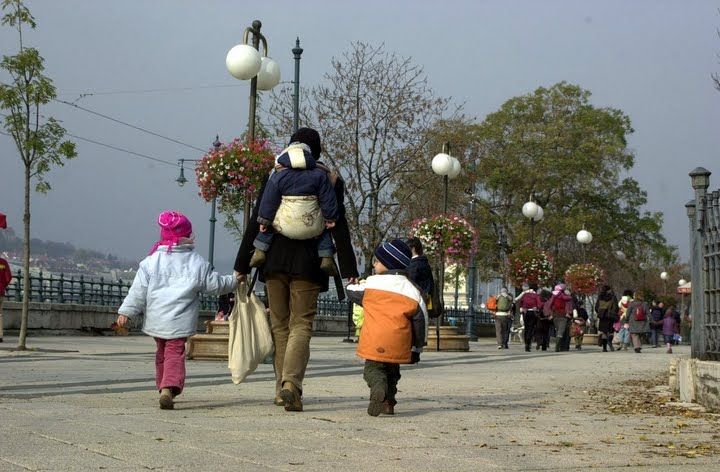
382, 399, 396, 415
320, 257, 337, 276
249, 249, 266, 268
601, 339, 608, 352
367, 383, 386, 417
666, 343, 673, 354
159, 388, 174, 410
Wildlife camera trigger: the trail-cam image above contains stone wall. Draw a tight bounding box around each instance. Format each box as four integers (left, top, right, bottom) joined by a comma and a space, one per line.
670, 358, 720, 412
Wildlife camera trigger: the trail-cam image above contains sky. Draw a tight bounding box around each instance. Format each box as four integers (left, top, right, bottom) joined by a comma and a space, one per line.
1, 0, 719, 274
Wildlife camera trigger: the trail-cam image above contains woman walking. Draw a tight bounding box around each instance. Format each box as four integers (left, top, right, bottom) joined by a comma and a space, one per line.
595, 285, 618, 352
625, 291, 650, 353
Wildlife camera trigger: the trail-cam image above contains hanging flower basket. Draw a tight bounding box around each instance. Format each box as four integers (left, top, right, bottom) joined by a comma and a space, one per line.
564, 263, 604, 295
410, 214, 476, 264
507, 246, 553, 287
195, 138, 275, 206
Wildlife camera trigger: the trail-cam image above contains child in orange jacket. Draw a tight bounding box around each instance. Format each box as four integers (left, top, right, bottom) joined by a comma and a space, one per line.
346, 240, 427, 416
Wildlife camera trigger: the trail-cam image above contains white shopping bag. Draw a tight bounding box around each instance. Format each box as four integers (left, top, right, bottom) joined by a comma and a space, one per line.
228, 282, 274, 384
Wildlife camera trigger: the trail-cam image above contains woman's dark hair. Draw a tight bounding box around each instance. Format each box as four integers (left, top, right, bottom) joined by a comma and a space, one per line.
289, 127, 322, 158
529, 282, 539, 291
623, 289, 634, 297
406, 237, 424, 256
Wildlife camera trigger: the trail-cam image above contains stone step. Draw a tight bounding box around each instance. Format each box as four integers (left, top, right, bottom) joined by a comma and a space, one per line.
186, 334, 229, 360
205, 320, 230, 335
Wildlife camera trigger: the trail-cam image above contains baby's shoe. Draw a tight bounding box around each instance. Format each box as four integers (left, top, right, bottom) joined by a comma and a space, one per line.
320, 257, 337, 276
249, 249, 266, 268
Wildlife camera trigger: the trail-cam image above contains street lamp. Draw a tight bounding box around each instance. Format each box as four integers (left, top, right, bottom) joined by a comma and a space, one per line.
660, 271, 669, 296
678, 278, 688, 316
176, 137, 221, 269
226, 19, 280, 231
431, 142, 461, 350
522, 200, 543, 245
576, 229, 592, 262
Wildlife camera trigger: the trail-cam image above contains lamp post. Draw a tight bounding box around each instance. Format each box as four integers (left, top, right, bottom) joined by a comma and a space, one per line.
431, 142, 461, 351
576, 229, 592, 262
678, 278, 687, 318
225, 19, 280, 231
292, 37, 303, 133
522, 200, 543, 245
660, 271, 669, 296
176, 137, 222, 269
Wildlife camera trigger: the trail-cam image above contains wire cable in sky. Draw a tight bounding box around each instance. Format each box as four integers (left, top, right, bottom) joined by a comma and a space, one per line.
57, 83, 246, 97
53, 99, 208, 153
0, 119, 180, 168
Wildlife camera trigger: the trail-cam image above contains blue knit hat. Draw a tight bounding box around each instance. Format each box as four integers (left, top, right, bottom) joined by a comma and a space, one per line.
374, 239, 412, 270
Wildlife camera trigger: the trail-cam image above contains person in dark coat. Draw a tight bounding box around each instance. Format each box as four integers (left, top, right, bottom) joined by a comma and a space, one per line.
534, 288, 553, 351
405, 237, 434, 298
594, 285, 618, 352
234, 127, 358, 412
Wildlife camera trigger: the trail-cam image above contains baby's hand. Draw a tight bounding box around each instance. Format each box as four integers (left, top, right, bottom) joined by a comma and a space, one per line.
325, 220, 336, 229
259, 224, 268, 233
116, 314, 128, 327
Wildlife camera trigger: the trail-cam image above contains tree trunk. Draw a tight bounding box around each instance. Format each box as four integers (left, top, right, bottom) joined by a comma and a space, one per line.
18, 167, 30, 350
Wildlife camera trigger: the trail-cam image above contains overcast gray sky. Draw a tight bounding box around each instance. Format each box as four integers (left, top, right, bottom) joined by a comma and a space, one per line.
1, 0, 719, 273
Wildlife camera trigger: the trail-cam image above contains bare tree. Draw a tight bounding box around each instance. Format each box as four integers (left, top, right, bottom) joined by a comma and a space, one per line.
265, 42, 452, 275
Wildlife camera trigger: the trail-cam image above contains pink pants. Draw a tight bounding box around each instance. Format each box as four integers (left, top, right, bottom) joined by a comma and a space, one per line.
154, 337, 187, 395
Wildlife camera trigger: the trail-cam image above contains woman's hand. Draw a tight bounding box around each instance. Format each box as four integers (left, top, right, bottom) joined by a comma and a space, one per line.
234, 271, 247, 283
259, 224, 268, 233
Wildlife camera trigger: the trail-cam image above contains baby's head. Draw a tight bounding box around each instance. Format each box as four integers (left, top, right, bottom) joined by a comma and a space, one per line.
149, 211, 193, 254
373, 239, 411, 274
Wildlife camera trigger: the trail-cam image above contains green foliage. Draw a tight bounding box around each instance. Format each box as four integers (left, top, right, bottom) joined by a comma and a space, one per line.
469, 82, 673, 276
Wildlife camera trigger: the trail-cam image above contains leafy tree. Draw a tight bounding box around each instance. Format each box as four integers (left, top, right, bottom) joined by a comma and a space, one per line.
468, 82, 673, 283
265, 42, 453, 275
0, 0, 76, 349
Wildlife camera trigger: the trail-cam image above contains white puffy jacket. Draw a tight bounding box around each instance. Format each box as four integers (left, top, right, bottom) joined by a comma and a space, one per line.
118, 245, 237, 339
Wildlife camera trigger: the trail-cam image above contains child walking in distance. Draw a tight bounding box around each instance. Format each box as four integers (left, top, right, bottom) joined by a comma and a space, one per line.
346, 240, 427, 417
663, 308, 678, 354
116, 211, 237, 410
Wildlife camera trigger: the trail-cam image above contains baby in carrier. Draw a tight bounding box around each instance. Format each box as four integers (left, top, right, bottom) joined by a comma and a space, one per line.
249, 136, 338, 275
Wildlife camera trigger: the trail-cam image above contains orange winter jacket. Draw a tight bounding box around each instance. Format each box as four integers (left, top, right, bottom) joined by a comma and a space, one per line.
347, 271, 427, 364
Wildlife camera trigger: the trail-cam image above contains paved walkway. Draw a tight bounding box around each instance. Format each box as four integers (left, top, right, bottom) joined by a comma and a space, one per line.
0, 336, 717, 471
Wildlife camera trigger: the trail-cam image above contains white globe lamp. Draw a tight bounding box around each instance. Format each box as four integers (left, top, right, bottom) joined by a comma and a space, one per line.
447, 157, 462, 179
256, 57, 281, 91
660, 271, 669, 281
576, 229, 593, 245
431, 153, 452, 176
533, 206, 544, 222
678, 278, 687, 286
522, 201, 539, 219
226, 44, 262, 80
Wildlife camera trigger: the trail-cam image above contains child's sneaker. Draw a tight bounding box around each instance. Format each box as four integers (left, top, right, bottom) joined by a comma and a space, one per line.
320, 257, 337, 276
667, 346, 673, 354
159, 388, 174, 410
367, 384, 385, 417
249, 249, 266, 268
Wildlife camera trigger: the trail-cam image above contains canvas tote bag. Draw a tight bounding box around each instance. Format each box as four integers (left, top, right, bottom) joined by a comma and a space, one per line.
228, 282, 274, 384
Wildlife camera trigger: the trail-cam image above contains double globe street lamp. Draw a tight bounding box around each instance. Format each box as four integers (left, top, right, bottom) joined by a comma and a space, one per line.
430, 143, 461, 351
522, 200, 544, 245
576, 229, 593, 262
660, 271, 669, 296
225, 19, 281, 230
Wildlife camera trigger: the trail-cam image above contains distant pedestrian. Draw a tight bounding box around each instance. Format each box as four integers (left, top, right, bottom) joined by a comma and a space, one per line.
494, 287, 514, 349
535, 288, 553, 351
547, 284, 572, 352
594, 285, 618, 352
406, 237, 435, 301
571, 303, 589, 350
649, 301, 664, 348
0, 256, 12, 343
626, 291, 650, 353
346, 240, 426, 416
515, 282, 542, 352
116, 211, 237, 409
613, 290, 633, 351
662, 308, 678, 354
216, 292, 236, 321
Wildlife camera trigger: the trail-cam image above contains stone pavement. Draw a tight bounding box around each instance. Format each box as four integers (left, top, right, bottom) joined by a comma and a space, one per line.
0, 336, 718, 471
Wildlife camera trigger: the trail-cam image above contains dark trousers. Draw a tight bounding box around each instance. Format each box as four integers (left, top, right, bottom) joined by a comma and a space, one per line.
522, 310, 538, 348
553, 317, 570, 351
255, 228, 335, 257
535, 318, 552, 349
650, 326, 662, 346
265, 274, 322, 395
363, 360, 401, 404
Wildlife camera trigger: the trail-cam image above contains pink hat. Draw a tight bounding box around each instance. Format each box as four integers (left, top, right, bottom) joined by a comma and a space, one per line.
552, 283, 566, 295
149, 211, 193, 255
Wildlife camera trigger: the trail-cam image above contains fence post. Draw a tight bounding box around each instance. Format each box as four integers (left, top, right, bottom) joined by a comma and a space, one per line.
689, 167, 711, 359
14, 269, 21, 301
79, 275, 85, 305
58, 273, 65, 303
